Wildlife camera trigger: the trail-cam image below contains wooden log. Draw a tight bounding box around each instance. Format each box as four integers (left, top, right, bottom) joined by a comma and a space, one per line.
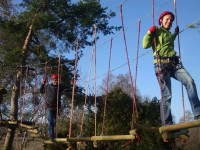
27, 129, 39, 134
29, 133, 44, 138
43, 138, 70, 144
91, 135, 136, 141
161, 129, 189, 140
0, 120, 17, 127
159, 120, 200, 133
43, 140, 54, 144
19, 123, 35, 129
67, 137, 92, 141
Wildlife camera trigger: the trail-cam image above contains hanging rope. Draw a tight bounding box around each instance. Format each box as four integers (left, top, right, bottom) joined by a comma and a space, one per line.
19, 65, 23, 123
101, 38, 113, 135
69, 39, 79, 138
132, 20, 141, 126
79, 47, 95, 136
55, 52, 61, 138
32, 68, 37, 128
151, 0, 166, 126
43, 62, 48, 137
173, 0, 185, 122
120, 4, 138, 130
93, 24, 97, 137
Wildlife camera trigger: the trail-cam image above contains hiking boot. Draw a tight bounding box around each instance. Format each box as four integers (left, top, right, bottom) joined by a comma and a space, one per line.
194, 115, 200, 120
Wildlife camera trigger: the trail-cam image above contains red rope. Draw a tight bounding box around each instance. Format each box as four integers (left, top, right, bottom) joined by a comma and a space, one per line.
101, 38, 113, 135
55, 52, 61, 138
93, 24, 97, 136
69, 39, 79, 138
43, 62, 48, 136
120, 4, 138, 130
132, 20, 141, 123
122, 134, 141, 147
79, 46, 94, 136
151, 0, 166, 125
32, 68, 37, 128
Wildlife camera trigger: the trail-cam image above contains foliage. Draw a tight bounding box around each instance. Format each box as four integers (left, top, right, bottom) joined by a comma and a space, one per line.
91, 87, 170, 150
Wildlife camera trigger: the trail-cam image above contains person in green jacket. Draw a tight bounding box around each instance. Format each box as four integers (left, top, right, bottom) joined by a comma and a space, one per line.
142, 11, 200, 125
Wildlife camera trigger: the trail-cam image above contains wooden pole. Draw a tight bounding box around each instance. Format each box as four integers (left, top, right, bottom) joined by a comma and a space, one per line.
91, 135, 136, 141
159, 120, 200, 133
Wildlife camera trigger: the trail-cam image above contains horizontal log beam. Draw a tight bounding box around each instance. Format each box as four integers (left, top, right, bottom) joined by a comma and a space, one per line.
159, 120, 200, 133
67, 137, 92, 141
43, 138, 70, 144
91, 135, 135, 141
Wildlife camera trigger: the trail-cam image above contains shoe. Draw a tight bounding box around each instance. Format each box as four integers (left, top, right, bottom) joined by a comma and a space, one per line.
194, 115, 200, 120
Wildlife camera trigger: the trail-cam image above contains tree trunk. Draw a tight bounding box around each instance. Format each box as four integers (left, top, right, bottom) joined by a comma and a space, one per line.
3, 71, 20, 150
3, 24, 33, 150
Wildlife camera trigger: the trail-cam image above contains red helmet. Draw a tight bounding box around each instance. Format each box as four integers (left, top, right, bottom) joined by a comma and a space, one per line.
51, 74, 58, 79
158, 11, 174, 25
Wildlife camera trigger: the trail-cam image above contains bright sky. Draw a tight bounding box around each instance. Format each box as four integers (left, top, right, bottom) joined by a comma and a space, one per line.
13, 0, 200, 122
75, 0, 200, 122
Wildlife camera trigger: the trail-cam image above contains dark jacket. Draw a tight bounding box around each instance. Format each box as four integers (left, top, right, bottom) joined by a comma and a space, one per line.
40, 83, 68, 109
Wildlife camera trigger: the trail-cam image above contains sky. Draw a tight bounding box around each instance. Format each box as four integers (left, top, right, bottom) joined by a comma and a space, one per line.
13, 0, 200, 122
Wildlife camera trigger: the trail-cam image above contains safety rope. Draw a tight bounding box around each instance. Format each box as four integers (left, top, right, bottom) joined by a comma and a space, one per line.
79, 50, 95, 136
93, 24, 97, 136
69, 39, 79, 138
19, 65, 23, 123
151, 0, 166, 126
174, 0, 185, 122
32, 68, 37, 128
55, 52, 61, 138
120, 4, 138, 130
132, 20, 141, 125
101, 38, 113, 135
43, 62, 48, 137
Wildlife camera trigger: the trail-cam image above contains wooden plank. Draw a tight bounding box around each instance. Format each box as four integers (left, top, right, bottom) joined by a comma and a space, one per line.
159, 120, 200, 133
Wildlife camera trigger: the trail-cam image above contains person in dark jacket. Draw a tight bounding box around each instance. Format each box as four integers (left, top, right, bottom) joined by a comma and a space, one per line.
40, 74, 68, 140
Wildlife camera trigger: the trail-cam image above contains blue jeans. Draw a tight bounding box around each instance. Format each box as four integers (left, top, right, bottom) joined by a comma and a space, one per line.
155, 63, 200, 125
46, 109, 56, 138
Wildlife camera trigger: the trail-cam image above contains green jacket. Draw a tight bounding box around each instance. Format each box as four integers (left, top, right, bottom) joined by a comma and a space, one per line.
142, 26, 177, 63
